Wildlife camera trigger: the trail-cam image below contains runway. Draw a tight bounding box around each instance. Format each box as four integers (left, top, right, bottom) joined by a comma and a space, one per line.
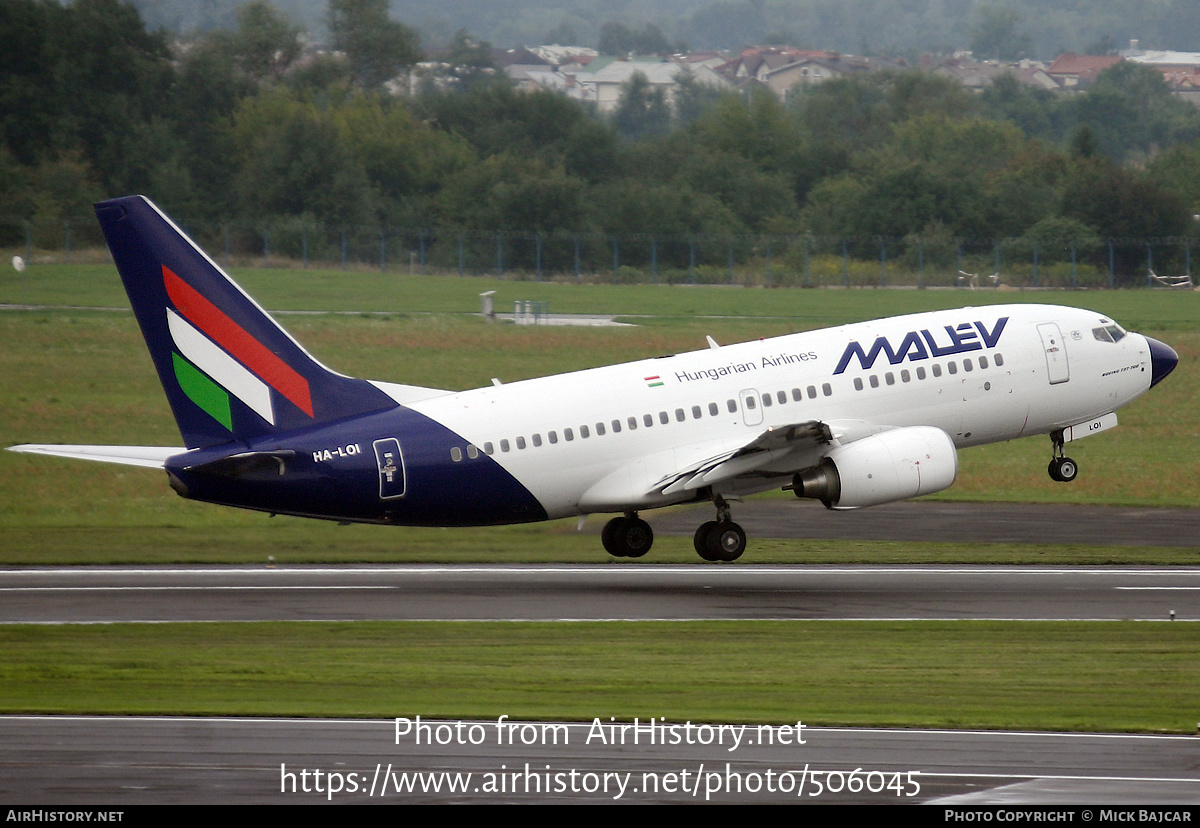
2, 716, 1198, 804
2, 563, 1199, 623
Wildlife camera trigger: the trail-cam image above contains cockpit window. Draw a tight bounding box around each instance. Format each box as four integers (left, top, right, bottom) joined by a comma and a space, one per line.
1093, 325, 1127, 343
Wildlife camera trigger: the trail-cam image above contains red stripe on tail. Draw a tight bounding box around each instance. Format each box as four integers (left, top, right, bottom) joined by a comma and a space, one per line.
162, 265, 314, 417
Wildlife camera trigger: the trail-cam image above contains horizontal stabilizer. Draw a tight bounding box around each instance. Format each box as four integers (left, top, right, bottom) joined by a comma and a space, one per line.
7, 444, 183, 469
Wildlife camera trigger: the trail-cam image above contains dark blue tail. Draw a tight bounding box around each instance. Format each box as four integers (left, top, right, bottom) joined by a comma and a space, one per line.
95, 196, 397, 449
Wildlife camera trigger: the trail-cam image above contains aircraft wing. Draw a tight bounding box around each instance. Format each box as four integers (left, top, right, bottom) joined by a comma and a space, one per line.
654, 420, 834, 496
7, 444, 183, 469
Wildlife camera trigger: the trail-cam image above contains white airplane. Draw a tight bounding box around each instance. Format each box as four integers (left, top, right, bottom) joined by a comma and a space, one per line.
9, 196, 1179, 561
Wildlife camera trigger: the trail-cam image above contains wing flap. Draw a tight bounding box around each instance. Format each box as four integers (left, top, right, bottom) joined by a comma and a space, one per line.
7, 444, 183, 469
655, 420, 833, 495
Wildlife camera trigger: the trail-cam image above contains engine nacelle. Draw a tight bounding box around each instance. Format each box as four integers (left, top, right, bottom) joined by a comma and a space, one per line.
791, 426, 958, 509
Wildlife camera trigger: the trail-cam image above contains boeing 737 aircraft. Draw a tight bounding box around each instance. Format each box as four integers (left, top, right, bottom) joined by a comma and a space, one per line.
10, 196, 1179, 561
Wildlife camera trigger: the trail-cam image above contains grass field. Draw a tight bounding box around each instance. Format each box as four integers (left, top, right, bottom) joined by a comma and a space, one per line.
0, 620, 1195, 733
2, 265, 1198, 731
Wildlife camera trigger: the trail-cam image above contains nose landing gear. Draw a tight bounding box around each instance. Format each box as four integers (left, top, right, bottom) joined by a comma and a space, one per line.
1047, 431, 1078, 482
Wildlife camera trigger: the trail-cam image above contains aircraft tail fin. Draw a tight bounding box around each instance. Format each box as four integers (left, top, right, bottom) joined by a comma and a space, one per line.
95, 196, 397, 450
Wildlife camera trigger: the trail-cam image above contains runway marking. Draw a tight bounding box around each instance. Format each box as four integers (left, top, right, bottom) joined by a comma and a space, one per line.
1116, 586, 1200, 590
0, 586, 397, 591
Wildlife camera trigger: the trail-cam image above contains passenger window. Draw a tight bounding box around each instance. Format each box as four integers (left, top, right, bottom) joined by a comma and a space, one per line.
809, 386, 818, 399
675, 408, 686, 421
580, 425, 590, 438
822, 383, 831, 396
500, 439, 510, 452
744, 398, 756, 410
627, 417, 637, 430
727, 399, 737, 413
885, 372, 895, 385
869, 375, 879, 388
948, 362, 958, 375
708, 402, 718, 416
777, 390, 787, 404
692, 405, 702, 419
548, 431, 558, 444
995, 353, 1005, 367
660, 411, 669, 425
516, 436, 527, 449
854, 377, 864, 391
467, 445, 479, 459
610, 420, 621, 433
450, 447, 462, 462
917, 367, 927, 380
901, 369, 911, 382
595, 422, 606, 436
761, 394, 772, 407
963, 359, 973, 372
644, 414, 654, 427
564, 428, 574, 442
484, 442, 494, 455
532, 433, 542, 447
932, 364, 942, 378
979, 356, 989, 369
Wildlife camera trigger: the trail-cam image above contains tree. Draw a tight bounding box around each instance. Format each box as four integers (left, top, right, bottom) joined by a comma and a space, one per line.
970, 4, 1032, 61
231, 1, 302, 81
328, 0, 421, 90
612, 72, 670, 141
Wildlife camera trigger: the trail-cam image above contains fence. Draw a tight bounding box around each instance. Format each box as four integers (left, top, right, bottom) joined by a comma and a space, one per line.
4, 215, 1198, 289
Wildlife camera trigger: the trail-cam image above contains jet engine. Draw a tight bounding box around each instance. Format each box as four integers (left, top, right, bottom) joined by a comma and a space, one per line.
790, 426, 957, 509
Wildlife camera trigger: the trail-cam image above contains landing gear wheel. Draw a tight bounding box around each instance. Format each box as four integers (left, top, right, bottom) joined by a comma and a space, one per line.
694, 520, 746, 562
1048, 456, 1078, 483
602, 515, 654, 558
709, 521, 746, 562
694, 521, 722, 561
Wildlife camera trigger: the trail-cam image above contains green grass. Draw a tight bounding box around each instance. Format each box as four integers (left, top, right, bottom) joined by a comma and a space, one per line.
0, 620, 1195, 733
6, 261, 1200, 328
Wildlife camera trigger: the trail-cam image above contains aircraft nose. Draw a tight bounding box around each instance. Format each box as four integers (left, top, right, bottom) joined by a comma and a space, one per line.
1146, 337, 1178, 388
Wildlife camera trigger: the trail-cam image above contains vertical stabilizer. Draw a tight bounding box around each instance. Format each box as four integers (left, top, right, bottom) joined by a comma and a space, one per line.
95, 196, 396, 449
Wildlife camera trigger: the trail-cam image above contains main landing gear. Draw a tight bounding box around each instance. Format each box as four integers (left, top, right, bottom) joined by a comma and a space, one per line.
1047, 431, 1078, 483
601, 511, 654, 558
693, 495, 746, 562
600, 496, 748, 563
